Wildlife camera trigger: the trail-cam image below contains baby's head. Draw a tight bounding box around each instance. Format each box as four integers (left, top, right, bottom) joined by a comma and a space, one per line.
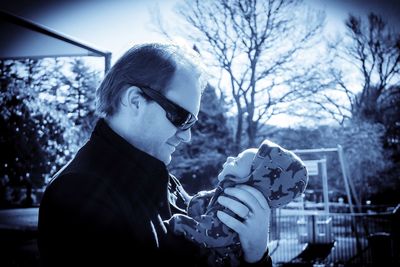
218, 140, 308, 208
217, 148, 257, 182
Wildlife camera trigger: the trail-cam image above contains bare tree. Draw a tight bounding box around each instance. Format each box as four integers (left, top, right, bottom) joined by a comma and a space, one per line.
171, 0, 325, 153
322, 13, 400, 124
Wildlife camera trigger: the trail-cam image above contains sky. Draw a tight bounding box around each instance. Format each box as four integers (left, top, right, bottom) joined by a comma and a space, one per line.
1, 0, 399, 127
2, 0, 399, 61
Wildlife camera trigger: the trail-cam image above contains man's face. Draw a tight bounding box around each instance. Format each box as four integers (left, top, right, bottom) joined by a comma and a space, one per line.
217, 150, 256, 181
135, 65, 202, 165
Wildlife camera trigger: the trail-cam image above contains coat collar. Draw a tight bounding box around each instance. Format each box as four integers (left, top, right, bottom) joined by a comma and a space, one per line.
91, 118, 170, 201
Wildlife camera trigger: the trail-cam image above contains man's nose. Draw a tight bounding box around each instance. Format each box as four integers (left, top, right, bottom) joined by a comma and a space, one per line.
226, 156, 234, 163
176, 128, 191, 143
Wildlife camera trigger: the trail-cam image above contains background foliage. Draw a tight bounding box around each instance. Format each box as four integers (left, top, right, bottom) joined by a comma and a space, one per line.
0, 3, 399, 207
0, 58, 100, 207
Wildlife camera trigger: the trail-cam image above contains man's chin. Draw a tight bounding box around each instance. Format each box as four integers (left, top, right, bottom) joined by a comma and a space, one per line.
163, 154, 172, 165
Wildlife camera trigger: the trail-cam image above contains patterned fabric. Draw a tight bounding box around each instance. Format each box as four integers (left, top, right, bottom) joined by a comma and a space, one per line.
247, 139, 308, 208
166, 140, 309, 266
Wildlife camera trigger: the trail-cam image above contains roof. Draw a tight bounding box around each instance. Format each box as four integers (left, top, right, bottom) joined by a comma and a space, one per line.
0, 10, 111, 70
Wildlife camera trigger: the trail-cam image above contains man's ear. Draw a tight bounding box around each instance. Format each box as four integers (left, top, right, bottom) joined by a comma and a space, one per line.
121, 86, 142, 112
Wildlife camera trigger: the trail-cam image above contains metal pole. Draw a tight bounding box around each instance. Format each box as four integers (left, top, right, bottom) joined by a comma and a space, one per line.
337, 145, 354, 214
338, 145, 362, 256
312, 215, 316, 244
292, 148, 338, 154
321, 158, 329, 214
104, 52, 112, 74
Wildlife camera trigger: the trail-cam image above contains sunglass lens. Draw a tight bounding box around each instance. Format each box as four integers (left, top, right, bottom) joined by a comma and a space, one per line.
168, 112, 196, 130
180, 114, 197, 130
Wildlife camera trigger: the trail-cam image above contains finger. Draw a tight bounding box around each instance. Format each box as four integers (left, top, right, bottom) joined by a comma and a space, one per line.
224, 187, 259, 212
217, 195, 250, 218
217, 210, 245, 234
236, 184, 270, 210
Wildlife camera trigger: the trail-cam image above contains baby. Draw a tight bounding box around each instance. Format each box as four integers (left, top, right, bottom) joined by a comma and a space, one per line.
166, 140, 308, 266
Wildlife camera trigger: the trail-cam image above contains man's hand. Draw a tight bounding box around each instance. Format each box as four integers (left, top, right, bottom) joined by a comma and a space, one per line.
217, 184, 270, 263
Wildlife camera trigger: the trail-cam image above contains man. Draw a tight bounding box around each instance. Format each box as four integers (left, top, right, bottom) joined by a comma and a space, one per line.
38, 43, 272, 266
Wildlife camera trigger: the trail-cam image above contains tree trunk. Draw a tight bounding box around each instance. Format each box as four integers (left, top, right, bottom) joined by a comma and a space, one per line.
234, 110, 243, 155
247, 119, 257, 148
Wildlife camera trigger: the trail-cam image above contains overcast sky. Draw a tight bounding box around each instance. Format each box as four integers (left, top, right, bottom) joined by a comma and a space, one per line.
1, 0, 399, 127
1, 0, 399, 61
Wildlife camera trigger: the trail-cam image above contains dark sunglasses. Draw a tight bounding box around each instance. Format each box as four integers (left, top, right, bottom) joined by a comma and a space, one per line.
131, 84, 198, 131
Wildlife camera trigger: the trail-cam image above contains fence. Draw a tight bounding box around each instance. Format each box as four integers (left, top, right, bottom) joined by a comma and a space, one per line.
268, 209, 399, 266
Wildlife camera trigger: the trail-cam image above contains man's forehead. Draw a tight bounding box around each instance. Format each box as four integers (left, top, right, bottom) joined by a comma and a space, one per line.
165, 66, 202, 115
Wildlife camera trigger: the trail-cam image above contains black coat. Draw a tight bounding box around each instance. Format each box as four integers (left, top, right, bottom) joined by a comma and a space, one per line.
38, 119, 271, 267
